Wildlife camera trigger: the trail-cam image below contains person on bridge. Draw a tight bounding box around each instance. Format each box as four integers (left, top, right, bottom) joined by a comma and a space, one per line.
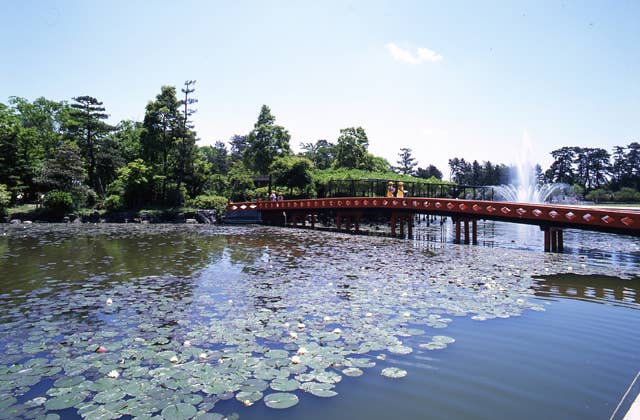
269, 191, 277, 201
396, 182, 405, 198
387, 181, 396, 197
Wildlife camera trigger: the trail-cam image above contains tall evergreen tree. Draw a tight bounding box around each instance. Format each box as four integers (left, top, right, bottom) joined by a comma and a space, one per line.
66, 96, 112, 195
244, 105, 291, 174
395, 147, 417, 175
141, 86, 182, 201
175, 80, 198, 191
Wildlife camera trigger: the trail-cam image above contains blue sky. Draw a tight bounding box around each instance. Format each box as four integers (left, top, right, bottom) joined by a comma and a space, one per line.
1, 0, 638, 177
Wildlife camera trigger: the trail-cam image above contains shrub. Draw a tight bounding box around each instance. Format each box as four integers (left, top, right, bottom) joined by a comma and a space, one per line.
0, 184, 11, 218
43, 190, 74, 214
190, 195, 228, 216
614, 187, 640, 203
585, 188, 611, 203
104, 194, 124, 212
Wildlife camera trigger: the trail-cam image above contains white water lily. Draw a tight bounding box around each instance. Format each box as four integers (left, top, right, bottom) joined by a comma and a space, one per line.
402, 311, 411, 318
107, 370, 120, 378
183, 340, 191, 347
106, 298, 113, 306
365, 312, 373, 317
291, 355, 301, 364
297, 347, 308, 355
198, 352, 207, 359
283, 322, 290, 328
169, 355, 179, 363
323, 316, 332, 322
332, 328, 342, 334
289, 331, 298, 339
297, 322, 305, 330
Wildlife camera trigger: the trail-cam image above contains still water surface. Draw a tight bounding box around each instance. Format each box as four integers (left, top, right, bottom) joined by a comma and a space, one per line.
0, 222, 638, 420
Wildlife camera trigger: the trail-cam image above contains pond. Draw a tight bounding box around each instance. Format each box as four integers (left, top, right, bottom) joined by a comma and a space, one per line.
0, 223, 639, 420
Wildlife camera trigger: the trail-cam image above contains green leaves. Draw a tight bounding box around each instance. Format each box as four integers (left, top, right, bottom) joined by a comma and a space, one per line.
264, 392, 299, 409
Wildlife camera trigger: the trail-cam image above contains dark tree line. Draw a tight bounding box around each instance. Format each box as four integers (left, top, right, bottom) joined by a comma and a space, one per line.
448, 158, 510, 185
545, 144, 639, 192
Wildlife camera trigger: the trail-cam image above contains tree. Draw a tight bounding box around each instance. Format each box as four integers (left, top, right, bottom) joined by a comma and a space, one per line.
0, 103, 24, 196
201, 141, 229, 174
175, 80, 198, 191
546, 146, 576, 184
110, 120, 143, 162
229, 134, 249, 162
416, 165, 442, 180
0, 184, 10, 217
448, 158, 472, 184
226, 162, 255, 202
66, 96, 113, 195
334, 127, 369, 169
38, 141, 87, 204
141, 86, 182, 202
300, 139, 335, 170
395, 147, 417, 175
244, 105, 291, 173
106, 159, 152, 208
270, 156, 314, 196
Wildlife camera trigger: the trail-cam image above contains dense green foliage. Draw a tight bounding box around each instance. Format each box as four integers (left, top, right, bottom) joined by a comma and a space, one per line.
188, 195, 228, 215
2, 84, 638, 218
0, 184, 10, 217
43, 190, 74, 214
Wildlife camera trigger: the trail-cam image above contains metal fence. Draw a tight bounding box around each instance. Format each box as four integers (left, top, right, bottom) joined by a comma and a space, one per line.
317, 179, 494, 200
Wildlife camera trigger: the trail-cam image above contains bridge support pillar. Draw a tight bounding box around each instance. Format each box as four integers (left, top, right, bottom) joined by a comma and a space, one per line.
453, 218, 478, 245
335, 211, 362, 233
390, 212, 414, 238
542, 227, 564, 252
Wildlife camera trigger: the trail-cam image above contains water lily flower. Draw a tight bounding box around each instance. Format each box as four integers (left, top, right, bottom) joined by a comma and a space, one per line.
323, 316, 332, 322
332, 328, 342, 334
95, 346, 107, 353
106, 298, 113, 306
169, 355, 179, 363
403, 311, 411, 318
107, 370, 120, 378
365, 312, 373, 317
297, 323, 305, 330
243, 399, 253, 406
198, 353, 207, 359
291, 355, 301, 364
289, 331, 298, 339
183, 340, 191, 347
297, 347, 308, 355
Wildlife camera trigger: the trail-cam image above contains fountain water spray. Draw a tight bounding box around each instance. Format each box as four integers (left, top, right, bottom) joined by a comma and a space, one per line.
493, 131, 566, 203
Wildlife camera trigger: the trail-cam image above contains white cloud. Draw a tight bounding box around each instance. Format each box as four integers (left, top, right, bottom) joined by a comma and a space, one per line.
386, 42, 443, 64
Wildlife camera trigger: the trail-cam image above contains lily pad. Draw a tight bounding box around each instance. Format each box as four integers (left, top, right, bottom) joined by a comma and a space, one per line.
342, 367, 363, 377
270, 378, 300, 392
381, 367, 407, 379
235, 390, 263, 406
161, 403, 197, 419
264, 392, 299, 409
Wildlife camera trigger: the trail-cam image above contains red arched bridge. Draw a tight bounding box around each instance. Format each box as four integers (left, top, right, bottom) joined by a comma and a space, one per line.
226, 197, 640, 252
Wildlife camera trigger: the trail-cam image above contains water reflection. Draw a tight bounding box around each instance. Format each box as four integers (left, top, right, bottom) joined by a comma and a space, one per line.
533, 274, 640, 308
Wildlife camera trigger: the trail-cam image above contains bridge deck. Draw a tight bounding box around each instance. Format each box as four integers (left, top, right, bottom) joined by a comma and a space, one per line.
228, 197, 639, 236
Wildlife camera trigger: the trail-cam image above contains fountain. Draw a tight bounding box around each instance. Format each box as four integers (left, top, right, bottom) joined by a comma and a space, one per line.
493, 132, 568, 203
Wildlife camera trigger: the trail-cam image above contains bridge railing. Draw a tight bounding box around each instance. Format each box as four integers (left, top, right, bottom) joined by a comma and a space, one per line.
319, 179, 494, 200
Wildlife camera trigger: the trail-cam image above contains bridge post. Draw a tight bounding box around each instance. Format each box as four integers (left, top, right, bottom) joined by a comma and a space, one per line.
557, 229, 563, 251
390, 214, 397, 236
454, 219, 461, 244
543, 228, 551, 252
542, 227, 564, 253
472, 219, 478, 245
464, 220, 470, 244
